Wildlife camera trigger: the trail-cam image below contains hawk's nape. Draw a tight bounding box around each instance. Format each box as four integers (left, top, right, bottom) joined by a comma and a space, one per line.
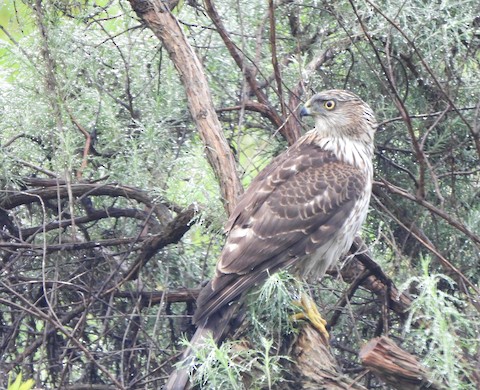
165, 89, 377, 390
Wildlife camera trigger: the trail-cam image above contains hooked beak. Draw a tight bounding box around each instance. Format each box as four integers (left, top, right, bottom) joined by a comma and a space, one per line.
299, 106, 311, 117
300, 98, 312, 117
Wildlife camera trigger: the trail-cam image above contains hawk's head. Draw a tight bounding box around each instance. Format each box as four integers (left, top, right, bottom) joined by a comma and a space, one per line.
300, 90, 377, 144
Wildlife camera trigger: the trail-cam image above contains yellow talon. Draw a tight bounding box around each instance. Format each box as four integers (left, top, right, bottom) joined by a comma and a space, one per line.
292, 294, 329, 341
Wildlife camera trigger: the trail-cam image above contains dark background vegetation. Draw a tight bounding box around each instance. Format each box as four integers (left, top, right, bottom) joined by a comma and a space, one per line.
0, 0, 479, 388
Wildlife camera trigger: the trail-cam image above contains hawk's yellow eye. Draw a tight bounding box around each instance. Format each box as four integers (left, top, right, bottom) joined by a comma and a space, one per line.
324, 100, 336, 110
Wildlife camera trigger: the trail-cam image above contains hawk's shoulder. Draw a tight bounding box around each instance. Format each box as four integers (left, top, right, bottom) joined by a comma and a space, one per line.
194, 141, 370, 325
194, 141, 369, 323
225, 141, 366, 234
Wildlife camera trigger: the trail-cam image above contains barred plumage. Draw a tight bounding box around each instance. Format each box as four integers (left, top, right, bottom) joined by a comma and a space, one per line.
166, 89, 377, 390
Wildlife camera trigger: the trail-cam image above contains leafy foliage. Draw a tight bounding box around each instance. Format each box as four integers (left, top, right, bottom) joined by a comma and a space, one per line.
0, 0, 479, 388
402, 260, 479, 389
188, 336, 287, 390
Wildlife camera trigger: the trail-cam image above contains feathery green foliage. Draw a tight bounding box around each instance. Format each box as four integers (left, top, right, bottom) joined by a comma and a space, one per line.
0, 0, 478, 388
402, 259, 480, 389
187, 333, 288, 390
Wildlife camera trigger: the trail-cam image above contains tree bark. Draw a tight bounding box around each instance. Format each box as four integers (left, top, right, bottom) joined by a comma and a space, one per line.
124, 3, 438, 390
128, 0, 243, 215
360, 336, 446, 390
290, 326, 368, 390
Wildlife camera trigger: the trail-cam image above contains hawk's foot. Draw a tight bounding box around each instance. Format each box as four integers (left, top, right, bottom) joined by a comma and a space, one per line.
292, 294, 329, 342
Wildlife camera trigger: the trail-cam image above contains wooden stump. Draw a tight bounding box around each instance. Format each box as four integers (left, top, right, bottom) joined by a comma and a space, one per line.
290, 325, 368, 389
360, 336, 446, 390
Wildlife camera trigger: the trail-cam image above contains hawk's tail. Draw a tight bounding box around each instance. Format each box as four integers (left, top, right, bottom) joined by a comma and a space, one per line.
163, 324, 211, 390
164, 304, 242, 390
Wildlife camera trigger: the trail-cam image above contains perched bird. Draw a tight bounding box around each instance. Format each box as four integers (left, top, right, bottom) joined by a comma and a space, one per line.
165, 89, 377, 390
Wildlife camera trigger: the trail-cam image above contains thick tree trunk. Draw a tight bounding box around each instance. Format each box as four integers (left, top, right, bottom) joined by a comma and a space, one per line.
128, 0, 243, 215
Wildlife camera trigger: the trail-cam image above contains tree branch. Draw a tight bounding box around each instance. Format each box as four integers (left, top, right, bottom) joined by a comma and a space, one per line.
128, 0, 243, 214
203, 0, 300, 144
360, 336, 446, 390
121, 205, 196, 282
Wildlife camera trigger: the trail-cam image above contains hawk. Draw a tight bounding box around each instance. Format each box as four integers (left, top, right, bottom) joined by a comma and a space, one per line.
166, 89, 377, 390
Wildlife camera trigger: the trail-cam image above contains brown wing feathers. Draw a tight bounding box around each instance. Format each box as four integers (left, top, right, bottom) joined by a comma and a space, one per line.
193, 142, 366, 325
166, 90, 376, 390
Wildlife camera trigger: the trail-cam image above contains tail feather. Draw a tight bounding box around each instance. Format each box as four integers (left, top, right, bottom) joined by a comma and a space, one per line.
164, 304, 241, 390
164, 325, 211, 390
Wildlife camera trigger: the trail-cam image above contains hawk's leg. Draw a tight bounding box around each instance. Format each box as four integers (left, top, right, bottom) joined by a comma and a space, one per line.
292, 294, 329, 342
